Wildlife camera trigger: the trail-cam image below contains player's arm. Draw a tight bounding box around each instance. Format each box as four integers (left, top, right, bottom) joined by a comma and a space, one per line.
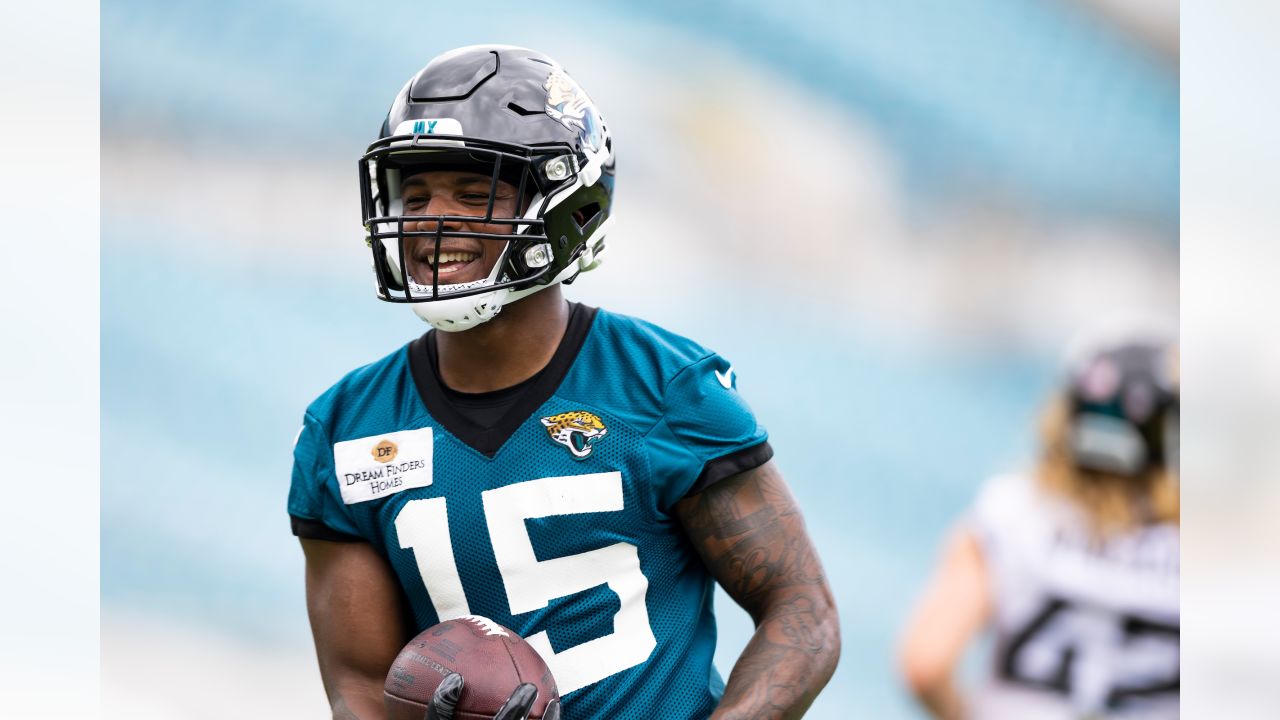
301, 537, 409, 720
896, 525, 991, 720
674, 459, 841, 720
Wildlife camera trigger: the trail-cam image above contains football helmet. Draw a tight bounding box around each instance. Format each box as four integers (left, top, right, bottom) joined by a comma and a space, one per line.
1065, 339, 1179, 477
359, 45, 615, 331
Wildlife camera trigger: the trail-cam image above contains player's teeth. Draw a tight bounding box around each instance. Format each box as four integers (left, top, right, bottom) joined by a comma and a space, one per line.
430, 252, 478, 267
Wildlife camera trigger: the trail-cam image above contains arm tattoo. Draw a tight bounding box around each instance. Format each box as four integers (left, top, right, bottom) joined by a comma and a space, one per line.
680, 464, 825, 612
775, 595, 826, 654
676, 462, 840, 719
716, 594, 835, 719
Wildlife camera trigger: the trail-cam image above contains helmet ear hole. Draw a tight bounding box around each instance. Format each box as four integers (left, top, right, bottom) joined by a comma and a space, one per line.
572, 202, 601, 231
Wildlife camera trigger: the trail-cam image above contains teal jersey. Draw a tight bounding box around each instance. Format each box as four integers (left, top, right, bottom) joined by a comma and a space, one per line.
289, 305, 771, 720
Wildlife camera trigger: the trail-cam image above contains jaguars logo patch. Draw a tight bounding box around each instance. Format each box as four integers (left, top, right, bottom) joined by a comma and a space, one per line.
540, 410, 608, 459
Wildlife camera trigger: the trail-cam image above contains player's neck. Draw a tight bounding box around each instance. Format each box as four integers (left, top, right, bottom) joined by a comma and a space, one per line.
434, 288, 570, 394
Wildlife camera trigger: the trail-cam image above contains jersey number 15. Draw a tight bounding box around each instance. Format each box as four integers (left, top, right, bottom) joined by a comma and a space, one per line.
394, 471, 658, 695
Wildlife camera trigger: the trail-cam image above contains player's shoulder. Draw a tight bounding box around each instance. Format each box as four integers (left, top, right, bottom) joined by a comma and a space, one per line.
589, 306, 718, 380
973, 472, 1035, 515
970, 471, 1103, 548
969, 472, 1056, 538
561, 306, 729, 431
303, 340, 416, 432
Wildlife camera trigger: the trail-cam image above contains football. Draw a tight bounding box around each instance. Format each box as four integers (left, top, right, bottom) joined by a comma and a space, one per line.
384, 615, 559, 720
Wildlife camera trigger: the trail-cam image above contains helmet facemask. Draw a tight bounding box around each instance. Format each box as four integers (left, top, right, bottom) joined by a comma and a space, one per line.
360, 130, 611, 331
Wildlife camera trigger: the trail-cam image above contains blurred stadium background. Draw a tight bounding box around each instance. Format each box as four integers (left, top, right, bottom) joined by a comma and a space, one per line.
102, 1, 1180, 717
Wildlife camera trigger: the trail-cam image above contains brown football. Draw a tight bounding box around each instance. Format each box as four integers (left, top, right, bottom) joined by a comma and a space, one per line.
384, 615, 559, 720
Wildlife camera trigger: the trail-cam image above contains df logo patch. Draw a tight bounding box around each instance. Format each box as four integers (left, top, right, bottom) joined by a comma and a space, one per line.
371, 439, 398, 463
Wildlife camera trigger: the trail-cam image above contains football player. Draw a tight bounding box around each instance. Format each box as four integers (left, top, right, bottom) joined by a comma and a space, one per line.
897, 333, 1179, 719
289, 46, 840, 720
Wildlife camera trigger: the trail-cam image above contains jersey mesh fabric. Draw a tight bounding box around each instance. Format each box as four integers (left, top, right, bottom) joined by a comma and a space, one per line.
289, 308, 768, 720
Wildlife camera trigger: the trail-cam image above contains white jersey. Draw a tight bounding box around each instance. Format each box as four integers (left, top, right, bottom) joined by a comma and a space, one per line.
967, 474, 1179, 720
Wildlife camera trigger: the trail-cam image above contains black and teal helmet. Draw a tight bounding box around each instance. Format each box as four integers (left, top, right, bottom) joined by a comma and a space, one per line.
359, 45, 615, 330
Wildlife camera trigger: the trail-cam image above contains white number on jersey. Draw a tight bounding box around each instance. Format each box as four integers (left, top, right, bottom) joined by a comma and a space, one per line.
394, 472, 657, 695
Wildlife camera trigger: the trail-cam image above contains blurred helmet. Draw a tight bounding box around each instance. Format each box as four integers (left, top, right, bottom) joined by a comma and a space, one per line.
359, 45, 615, 331
1065, 337, 1179, 477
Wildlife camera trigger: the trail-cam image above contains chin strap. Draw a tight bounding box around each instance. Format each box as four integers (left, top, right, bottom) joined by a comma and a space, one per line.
411, 287, 510, 331
411, 262, 572, 332
410, 223, 611, 332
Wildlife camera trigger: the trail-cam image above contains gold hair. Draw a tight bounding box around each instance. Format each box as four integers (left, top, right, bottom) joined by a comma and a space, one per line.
1037, 394, 1179, 535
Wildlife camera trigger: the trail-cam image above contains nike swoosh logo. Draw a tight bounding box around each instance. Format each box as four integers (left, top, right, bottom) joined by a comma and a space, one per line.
715, 366, 734, 389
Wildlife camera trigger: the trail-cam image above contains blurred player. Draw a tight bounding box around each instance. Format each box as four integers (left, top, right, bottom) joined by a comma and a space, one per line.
288, 46, 840, 720
898, 332, 1179, 719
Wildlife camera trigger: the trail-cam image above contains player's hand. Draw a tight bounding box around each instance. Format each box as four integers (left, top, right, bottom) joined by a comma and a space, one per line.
423, 672, 465, 720
424, 673, 546, 720
492, 684, 538, 720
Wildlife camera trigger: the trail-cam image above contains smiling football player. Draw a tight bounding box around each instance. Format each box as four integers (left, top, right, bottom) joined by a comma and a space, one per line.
289, 45, 840, 720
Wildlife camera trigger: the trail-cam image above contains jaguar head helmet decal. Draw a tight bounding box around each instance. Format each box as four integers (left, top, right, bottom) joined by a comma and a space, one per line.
544, 69, 603, 152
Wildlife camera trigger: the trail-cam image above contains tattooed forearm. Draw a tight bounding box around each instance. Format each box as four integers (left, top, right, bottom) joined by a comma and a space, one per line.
714, 593, 839, 720
774, 596, 826, 653
719, 635, 810, 716
675, 461, 841, 719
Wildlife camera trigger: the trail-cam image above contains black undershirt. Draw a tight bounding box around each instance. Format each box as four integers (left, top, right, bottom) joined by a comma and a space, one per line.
423, 302, 584, 429
427, 337, 546, 429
